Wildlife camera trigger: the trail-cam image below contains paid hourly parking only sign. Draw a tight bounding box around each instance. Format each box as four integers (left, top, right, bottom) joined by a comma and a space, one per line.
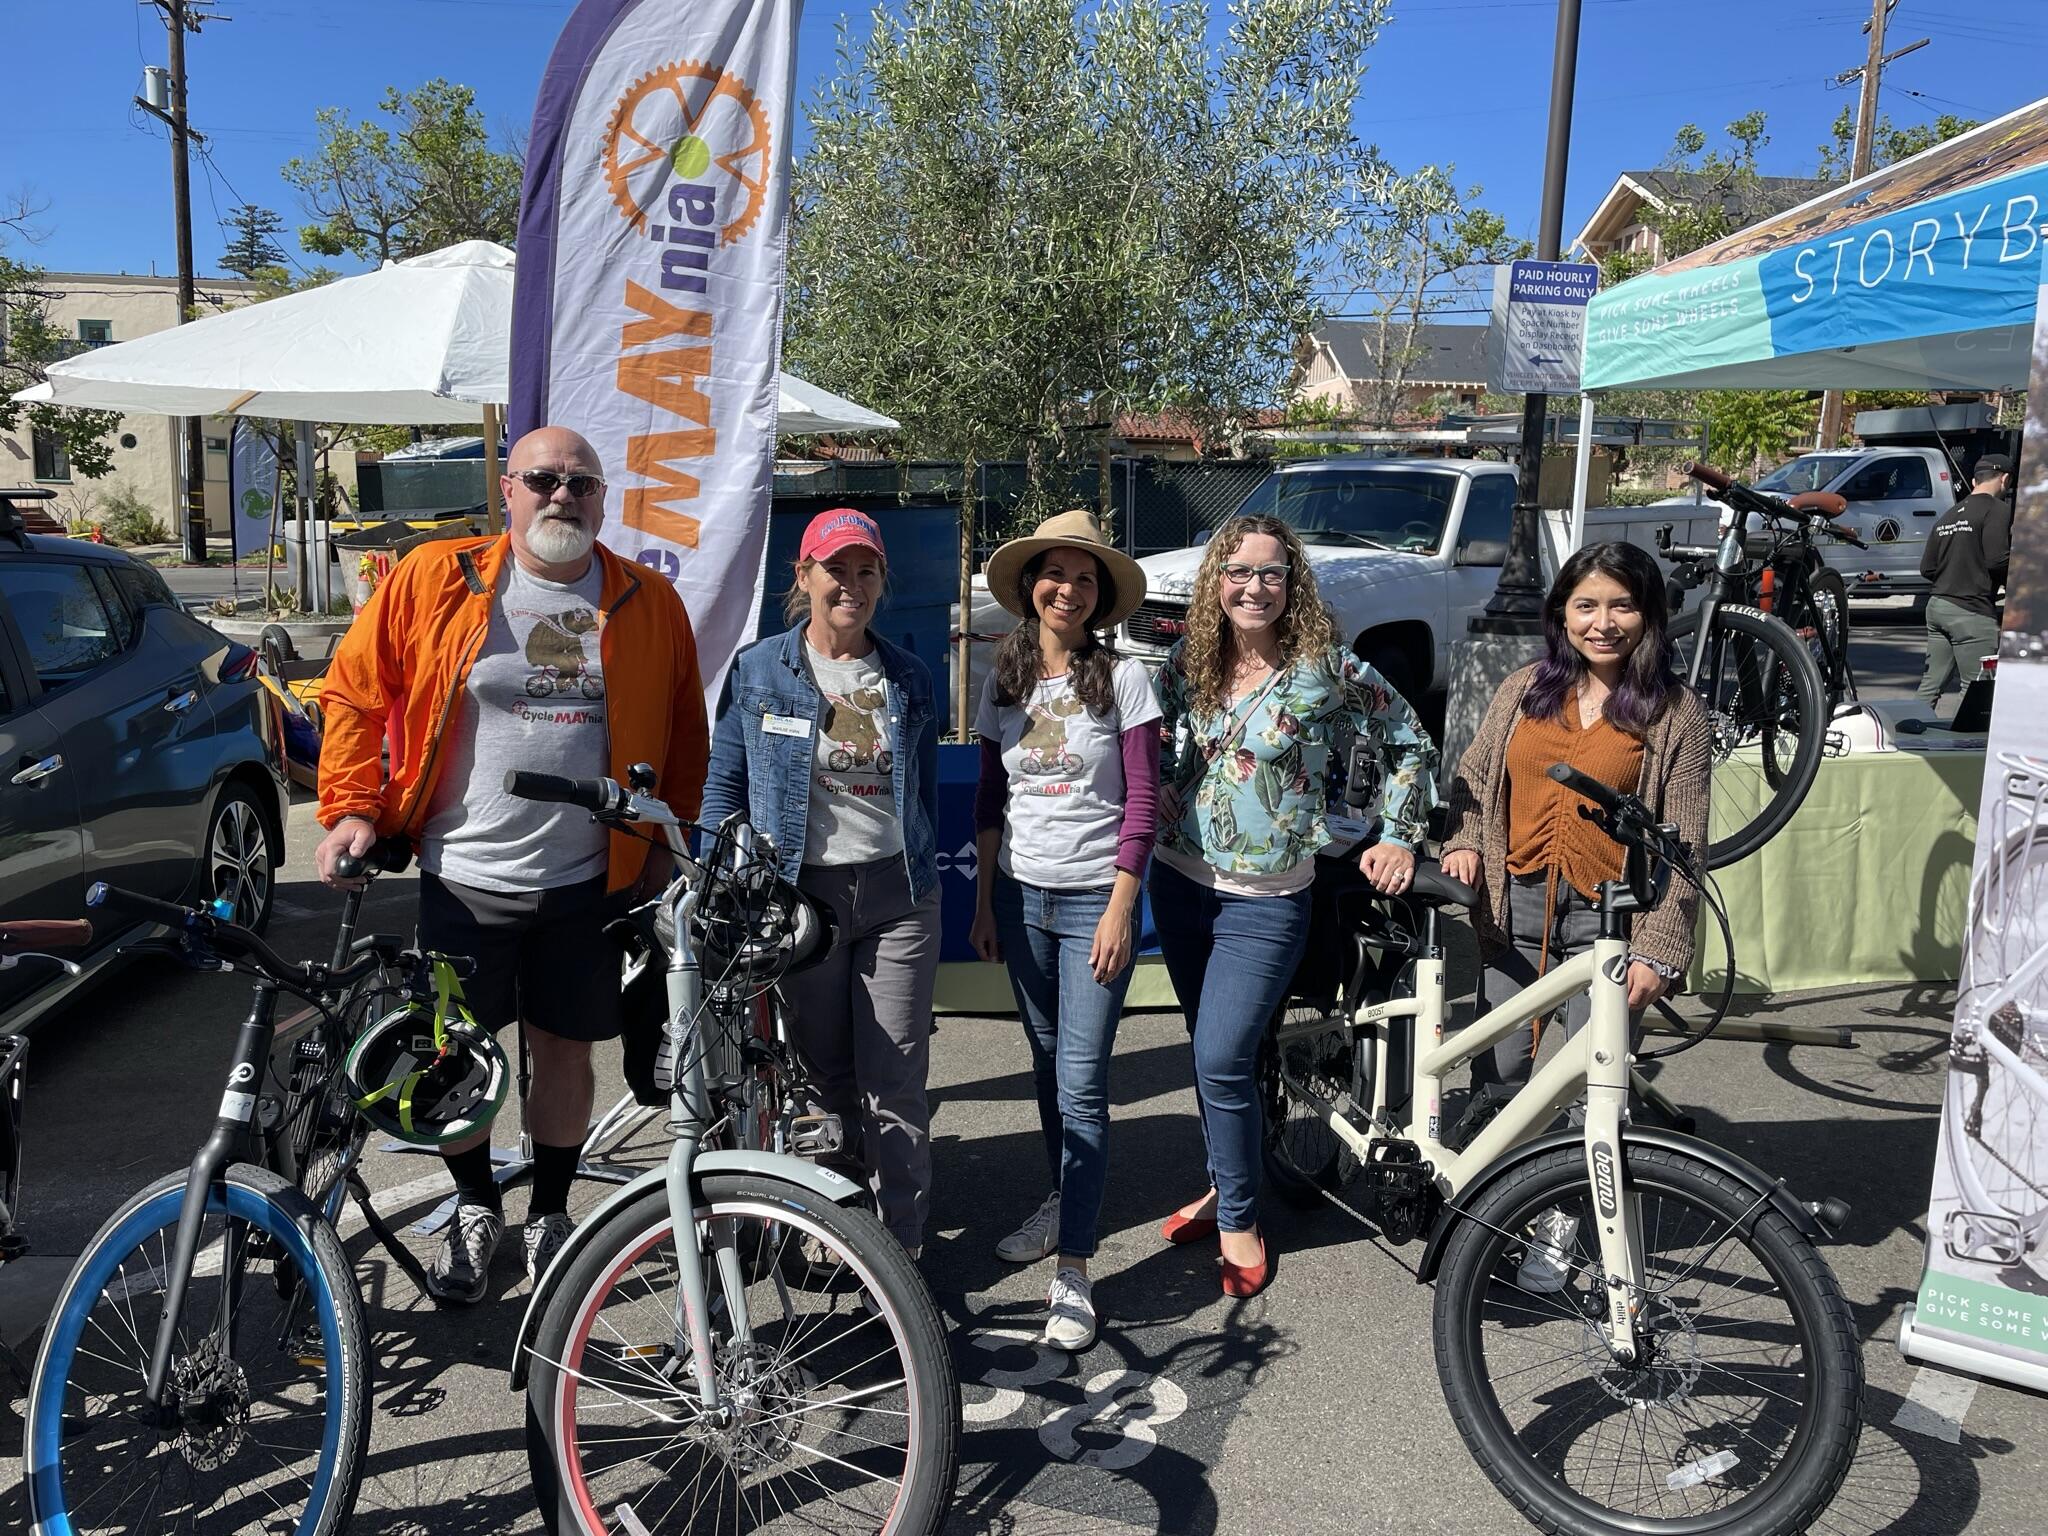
1488, 259, 1600, 394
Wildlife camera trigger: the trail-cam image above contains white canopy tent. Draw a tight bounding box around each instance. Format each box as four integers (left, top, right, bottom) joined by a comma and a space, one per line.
12, 239, 899, 592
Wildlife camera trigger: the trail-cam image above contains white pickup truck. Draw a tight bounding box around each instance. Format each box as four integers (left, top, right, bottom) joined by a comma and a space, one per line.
1116, 457, 1693, 703
1715, 445, 1959, 598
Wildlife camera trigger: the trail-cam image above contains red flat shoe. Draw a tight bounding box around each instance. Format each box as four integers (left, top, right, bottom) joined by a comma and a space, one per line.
1160, 1210, 1219, 1245
1219, 1233, 1271, 1298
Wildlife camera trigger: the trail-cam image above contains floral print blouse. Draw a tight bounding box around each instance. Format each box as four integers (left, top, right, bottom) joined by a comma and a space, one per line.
1155, 642, 1438, 875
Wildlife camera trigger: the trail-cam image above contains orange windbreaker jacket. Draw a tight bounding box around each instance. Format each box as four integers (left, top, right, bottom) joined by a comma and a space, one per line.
315, 535, 709, 895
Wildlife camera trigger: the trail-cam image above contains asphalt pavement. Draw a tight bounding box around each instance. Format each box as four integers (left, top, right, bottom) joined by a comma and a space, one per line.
3, 600, 2035, 1534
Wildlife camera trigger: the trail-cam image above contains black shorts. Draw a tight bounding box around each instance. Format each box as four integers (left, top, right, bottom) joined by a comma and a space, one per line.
417, 872, 624, 1043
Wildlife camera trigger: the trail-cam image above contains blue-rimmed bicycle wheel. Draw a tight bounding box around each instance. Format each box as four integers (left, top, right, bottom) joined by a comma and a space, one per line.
26, 1162, 368, 1536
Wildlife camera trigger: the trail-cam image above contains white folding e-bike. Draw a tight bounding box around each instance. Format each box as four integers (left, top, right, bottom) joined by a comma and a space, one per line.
1943, 751, 2048, 1272
1262, 764, 1863, 1536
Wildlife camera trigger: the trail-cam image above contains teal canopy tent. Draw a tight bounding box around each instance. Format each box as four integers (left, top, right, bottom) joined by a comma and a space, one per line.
1582, 98, 2048, 393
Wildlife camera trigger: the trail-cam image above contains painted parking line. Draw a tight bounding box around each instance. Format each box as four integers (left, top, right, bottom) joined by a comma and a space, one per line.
1890, 1365, 1979, 1443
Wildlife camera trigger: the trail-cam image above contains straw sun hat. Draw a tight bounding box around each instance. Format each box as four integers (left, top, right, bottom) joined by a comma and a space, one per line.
982, 509, 1148, 631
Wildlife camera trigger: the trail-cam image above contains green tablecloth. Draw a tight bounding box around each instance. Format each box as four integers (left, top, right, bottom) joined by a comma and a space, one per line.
1692, 750, 1983, 995
932, 749, 1985, 1012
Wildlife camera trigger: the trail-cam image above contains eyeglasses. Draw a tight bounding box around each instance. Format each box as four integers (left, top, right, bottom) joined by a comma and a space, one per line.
511, 469, 606, 499
1221, 563, 1291, 588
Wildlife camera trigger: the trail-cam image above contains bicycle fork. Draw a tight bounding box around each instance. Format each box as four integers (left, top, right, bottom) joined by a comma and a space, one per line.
144, 982, 277, 1412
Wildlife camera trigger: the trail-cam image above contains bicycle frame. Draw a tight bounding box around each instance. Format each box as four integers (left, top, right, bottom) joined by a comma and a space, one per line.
1273, 888, 1651, 1361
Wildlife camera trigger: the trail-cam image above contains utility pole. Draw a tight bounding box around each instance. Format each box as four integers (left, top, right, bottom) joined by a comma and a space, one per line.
136, 3, 226, 563
1815, 0, 1927, 450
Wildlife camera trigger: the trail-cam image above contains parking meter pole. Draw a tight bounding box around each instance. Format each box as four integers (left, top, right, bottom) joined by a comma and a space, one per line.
294, 421, 317, 606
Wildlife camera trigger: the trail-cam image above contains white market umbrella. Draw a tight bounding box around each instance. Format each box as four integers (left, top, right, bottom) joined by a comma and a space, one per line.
14, 239, 898, 433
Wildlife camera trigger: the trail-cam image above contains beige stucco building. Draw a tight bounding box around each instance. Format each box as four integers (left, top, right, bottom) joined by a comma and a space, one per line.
1, 271, 267, 536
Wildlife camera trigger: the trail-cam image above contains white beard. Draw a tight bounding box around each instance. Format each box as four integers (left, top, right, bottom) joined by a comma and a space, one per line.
526, 513, 597, 566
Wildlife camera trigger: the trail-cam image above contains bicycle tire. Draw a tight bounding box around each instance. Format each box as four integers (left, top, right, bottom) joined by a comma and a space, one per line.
27, 1162, 370, 1536
526, 1173, 959, 1536
1805, 566, 1854, 709
1433, 1143, 1861, 1536
1260, 1003, 1365, 1207
1669, 603, 1827, 867
1944, 1021, 2048, 1239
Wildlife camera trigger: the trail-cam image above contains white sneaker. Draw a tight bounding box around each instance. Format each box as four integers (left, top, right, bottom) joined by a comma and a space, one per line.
1517, 1209, 1581, 1294
426, 1202, 504, 1305
524, 1212, 575, 1287
995, 1192, 1061, 1264
1043, 1267, 1096, 1352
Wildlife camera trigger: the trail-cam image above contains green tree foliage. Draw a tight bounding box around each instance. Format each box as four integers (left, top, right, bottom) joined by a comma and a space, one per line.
1702, 389, 1813, 478
787, 0, 1394, 514
1340, 167, 1528, 425
1633, 114, 1777, 263
0, 193, 122, 479
1816, 106, 1979, 181
282, 81, 522, 263
219, 203, 287, 279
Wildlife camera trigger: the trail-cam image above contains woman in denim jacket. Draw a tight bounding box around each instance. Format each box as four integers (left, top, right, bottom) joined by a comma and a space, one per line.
701, 508, 941, 1255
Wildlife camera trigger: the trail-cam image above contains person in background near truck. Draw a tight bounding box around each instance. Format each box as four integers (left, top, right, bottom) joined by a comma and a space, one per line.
1439, 541, 1710, 1290
314, 425, 709, 1304
968, 510, 1159, 1353
1150, 513, 1436, 1300
700, 509, 941, 1259
1918, 453, 2014, 711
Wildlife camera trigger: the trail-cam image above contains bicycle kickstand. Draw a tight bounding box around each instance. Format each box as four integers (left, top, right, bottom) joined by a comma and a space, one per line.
347, 1171, 445, 1305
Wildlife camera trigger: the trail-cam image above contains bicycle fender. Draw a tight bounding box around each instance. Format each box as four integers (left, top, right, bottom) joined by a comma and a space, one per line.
1413, 1126, 1827, 1285
508, 1152, 862, 1390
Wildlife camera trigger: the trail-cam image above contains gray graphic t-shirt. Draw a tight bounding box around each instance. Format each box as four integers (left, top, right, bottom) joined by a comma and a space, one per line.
422, 558, 609, 892
975, 657, 1160, 887
803, 644, 904, 866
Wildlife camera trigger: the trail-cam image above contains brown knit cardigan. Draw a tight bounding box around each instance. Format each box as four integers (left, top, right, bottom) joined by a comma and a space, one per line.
1440, 665, 1712, 977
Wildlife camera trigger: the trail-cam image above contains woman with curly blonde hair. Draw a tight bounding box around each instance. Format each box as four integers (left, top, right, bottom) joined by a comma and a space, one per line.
1150, 514, 1437, 1297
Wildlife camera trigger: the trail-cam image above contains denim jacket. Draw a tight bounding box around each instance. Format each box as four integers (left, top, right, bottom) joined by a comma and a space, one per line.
701, 622, 940, 901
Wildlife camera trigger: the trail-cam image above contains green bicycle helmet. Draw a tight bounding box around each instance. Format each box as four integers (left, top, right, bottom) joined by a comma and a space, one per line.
343, 1002, 508, 1146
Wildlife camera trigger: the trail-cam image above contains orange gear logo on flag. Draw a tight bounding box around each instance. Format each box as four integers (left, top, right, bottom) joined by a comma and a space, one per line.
603, 60, 773, 244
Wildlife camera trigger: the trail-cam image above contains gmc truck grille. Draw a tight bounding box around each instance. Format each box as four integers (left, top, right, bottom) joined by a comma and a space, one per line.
1125, 598, 1190, 650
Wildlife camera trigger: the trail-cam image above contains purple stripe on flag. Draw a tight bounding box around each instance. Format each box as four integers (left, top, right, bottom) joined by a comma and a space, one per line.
508, 0, 647, 443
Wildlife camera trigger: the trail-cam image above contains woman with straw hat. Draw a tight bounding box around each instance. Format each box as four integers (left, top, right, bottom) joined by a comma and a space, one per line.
968, 509, 1158, 1352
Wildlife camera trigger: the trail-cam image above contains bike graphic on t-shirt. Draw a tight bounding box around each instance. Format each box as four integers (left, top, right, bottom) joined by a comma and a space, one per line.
821, 686, 892, 775
1019, 693, 1085, 776
521, 608, 605, 700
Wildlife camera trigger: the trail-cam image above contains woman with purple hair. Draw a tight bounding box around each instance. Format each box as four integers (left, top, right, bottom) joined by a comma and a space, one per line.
1440, 542, 1710, 1264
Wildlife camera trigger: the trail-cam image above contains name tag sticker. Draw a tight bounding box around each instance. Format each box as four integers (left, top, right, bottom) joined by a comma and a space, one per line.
763, 713, 810, 739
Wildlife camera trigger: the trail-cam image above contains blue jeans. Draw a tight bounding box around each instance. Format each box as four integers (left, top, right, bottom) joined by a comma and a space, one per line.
991, 875, 1133, 1260
1148, 860, 1312, 1233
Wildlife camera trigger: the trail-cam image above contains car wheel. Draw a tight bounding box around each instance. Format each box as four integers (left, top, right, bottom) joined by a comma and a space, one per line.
205, 785, 277, 934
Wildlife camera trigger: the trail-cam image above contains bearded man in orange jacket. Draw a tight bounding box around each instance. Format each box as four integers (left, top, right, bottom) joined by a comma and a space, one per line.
314, 425, 708, 1303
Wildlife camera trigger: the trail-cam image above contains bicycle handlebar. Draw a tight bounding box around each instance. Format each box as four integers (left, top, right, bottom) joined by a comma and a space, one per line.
88, 882, 387, 992
503, 769, 629, 817
1547, 762, 1624, 815
0, 919, 93, 954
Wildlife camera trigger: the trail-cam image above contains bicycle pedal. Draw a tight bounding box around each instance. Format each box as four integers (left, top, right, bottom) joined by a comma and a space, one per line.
786, 1113, 844, 1158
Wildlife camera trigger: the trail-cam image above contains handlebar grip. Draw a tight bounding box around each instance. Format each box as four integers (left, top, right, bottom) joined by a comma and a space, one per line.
503, 770, 616, 813
1685, 461, 1733, 492
332, 853, 366, 882
1546, 762, 1624, 814
0, 918, 93, 951
88, 882, 199, 927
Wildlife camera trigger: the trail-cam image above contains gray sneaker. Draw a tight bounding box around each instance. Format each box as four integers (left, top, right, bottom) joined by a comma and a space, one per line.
995, 1192, 1061, 1264
524, 1212, 575, 1287
1044, 1267, 1097, 1352
427, 1202, 504, 1304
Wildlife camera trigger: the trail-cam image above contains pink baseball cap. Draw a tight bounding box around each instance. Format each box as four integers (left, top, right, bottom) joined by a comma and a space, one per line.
800, 507, 886, 564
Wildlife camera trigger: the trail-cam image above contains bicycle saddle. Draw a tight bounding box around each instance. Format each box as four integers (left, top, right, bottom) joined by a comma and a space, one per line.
1785, 490, 1849, 519
1405, 860, 1477, 909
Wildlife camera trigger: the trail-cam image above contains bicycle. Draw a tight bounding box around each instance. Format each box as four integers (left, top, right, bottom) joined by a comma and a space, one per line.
505, 767, 960, 1536
0, 918, 93, 1387
1259, 765, 1862, 1535
1941, 751, 2048, 1271
22, 860, 477, 1535
1651, 461, 1834, 868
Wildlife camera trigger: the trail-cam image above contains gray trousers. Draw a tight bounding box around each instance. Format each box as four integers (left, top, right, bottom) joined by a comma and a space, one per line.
1471, 874, 1638, 1091
1918, 595, 2001, 706
779, 859, 941, 1247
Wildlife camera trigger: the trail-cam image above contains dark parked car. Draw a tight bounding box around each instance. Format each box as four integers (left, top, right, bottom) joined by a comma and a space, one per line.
0, 492, 289, 1032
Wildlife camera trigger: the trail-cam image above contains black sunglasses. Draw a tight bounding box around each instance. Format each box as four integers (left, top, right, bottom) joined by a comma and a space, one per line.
511, 469, 606, 499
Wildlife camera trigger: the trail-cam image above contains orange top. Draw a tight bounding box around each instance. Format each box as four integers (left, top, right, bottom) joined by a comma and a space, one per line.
1504, 704, 1645, 900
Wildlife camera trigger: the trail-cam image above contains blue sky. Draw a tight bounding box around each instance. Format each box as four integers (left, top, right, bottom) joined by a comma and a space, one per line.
5, 0, 2045, 298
